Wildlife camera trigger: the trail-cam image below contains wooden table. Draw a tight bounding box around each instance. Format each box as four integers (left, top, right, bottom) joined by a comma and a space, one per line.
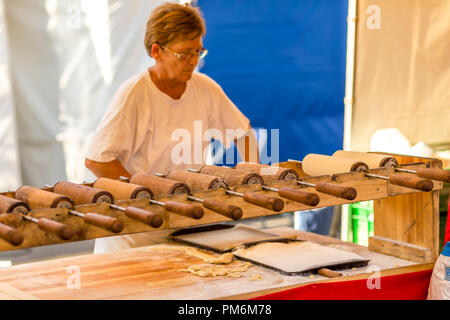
0, 227, 433, 300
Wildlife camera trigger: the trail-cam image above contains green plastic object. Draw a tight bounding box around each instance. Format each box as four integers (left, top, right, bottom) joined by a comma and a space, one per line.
350, 201, 374, 246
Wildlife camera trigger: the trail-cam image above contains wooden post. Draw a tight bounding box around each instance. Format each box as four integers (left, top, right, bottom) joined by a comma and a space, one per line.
369, 154, 442, 262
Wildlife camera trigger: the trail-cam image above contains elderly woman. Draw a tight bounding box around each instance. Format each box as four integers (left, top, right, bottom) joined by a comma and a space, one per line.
85, 3, 257, 253
85, 2, 257, 179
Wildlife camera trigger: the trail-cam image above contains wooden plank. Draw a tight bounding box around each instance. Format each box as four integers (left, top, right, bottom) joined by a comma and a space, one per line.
367, 153, 441, 262
373, 190, 440, 261
0, 282, 40, 300
368, 236, 432, 263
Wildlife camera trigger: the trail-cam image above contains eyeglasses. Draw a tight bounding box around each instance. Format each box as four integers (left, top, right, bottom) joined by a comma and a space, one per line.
159, 43, 208, 60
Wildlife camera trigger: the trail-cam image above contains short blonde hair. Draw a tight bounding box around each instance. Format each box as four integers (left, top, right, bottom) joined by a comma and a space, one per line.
144, 2, 206, 57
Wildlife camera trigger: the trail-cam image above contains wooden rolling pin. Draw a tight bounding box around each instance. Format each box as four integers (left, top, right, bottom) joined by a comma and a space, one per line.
262, 185, 319, 207
303, 154, 433, 192
0, 194, 30, 214
164, 170, 229, 191
51, 182, 114, 205
365, 172, 434, 191
21, 214, 75, 240
187, 195, 243, 220
68, 210, 123, 233
0, 223, 24, 246
225, 189, 284, 212
109, 204, 163, 228
130, 173, 191, 195
332, 150, 399, 168
15, 186, 74, 210
235, 162, 299, 184
296, 179, 357, 200
302, 153, 369, 176
93, 178, 153, 200
105, 178, 203, 220
195, 165, 264, 186
232, 163, 319, 206
287, 159, 357, 200
395, 167, 450, 183
149, 199, 204, 220
333, 150, 450, 183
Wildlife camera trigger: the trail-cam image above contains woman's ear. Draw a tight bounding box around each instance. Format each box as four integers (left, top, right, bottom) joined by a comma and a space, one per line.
151, 43, 161, 61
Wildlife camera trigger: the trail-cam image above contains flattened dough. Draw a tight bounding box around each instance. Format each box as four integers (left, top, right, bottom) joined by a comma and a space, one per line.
148, 244, 233, 264
182, 262, 252, 278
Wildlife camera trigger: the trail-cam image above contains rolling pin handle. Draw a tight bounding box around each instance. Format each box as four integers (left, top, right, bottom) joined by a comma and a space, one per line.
0, 223, 24, 246
202, 198, 243, 220
37, 218, 75, 240
83, 213, 123, 233
388, 174, 434, 192
164, 201, 204, 220
278, 187, 320, 207
242, 192, 284, 212
124, 206, 163, 228
416, 167, 450, 183
314, 182, 357, 200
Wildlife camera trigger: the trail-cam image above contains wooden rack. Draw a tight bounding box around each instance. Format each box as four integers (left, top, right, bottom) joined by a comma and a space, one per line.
0, 153, 442, 263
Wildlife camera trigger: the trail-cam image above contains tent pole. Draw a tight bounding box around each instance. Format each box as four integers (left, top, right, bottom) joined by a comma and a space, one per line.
341, 0, 358, 242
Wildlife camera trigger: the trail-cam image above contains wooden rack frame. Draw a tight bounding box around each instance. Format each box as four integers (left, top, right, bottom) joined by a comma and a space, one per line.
0, 153, 442, 264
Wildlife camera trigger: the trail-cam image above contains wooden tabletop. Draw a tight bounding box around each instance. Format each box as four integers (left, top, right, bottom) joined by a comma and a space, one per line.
0, 227, 433, 300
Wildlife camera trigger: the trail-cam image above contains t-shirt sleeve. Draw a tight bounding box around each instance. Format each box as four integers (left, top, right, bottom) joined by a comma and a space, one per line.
86, 85, 139, 164
207, 78, 250, 149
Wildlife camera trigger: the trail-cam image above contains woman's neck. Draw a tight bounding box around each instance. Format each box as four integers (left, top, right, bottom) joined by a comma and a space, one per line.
149, 67, 186, 100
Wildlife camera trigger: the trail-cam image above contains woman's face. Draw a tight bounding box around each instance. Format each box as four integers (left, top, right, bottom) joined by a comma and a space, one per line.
156, 37, 203, 83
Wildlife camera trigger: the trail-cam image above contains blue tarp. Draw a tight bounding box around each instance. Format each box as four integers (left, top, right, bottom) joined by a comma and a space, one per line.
199, 0, 348, 164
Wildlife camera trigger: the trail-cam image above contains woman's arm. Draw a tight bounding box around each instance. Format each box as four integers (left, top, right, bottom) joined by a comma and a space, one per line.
234, 125, 260, 163
85, 158, 131, 179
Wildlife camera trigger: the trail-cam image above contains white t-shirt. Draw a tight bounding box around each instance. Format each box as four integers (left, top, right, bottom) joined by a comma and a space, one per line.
86, 70, 250, 175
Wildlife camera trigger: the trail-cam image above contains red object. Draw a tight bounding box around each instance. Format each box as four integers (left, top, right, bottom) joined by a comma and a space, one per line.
251, 269, 433, 300
445, 198, 450, 245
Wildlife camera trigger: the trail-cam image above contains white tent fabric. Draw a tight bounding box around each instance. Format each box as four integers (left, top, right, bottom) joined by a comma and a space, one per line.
351, 0, 450, 152
0, 0, 168, 189
0, 0, 21, 191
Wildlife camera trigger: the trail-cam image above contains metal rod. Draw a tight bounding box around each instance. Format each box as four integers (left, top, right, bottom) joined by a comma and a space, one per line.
119, 176, 130, 182
187, 195, 204, 203
20, 214, 38, 224
287, 159, 301, 163
44, 184, 53, 188
297, 180, 315, 188
68, 210, 84, 218
188, 168, 200, 173
395, 168, 416, 174
149, 199, 166, 206
109, 204, 125, 212
262, 185, 279, 192
154, 172, 165, 177
225, 189, 244, 197
364, 173, 389, 180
